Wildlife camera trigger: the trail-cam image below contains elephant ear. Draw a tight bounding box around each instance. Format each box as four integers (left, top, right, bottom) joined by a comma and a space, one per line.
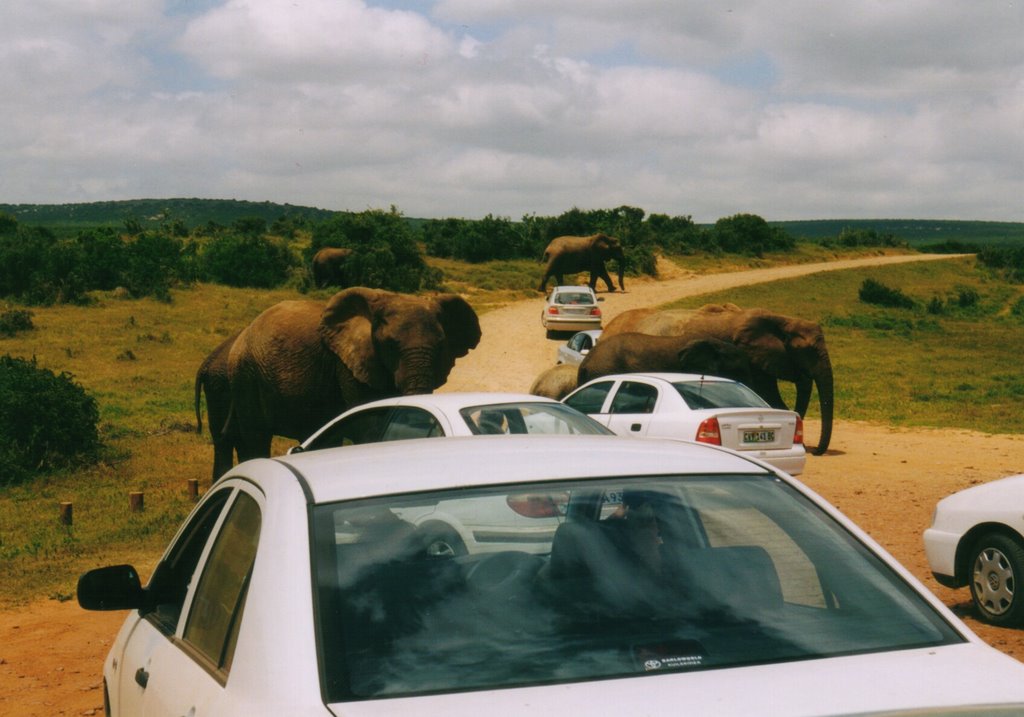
435, 295, 481, 357
319, 287, 392, 389
735, 311, 791, 373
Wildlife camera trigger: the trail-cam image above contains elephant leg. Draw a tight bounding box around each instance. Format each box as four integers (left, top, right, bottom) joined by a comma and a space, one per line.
794, 377, 813, 417
752, 375, 788, 410
596, 268, 616, 292
236, 433, 273, 464
212, 441, 235, 483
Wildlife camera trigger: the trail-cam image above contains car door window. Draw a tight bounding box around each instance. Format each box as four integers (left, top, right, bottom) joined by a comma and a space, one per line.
183, 491, 262, 677
380, 407, 444, 441
564, 381, 614, 414
609, 381, 658, 414
306, 407, 391, 449
145, 489, 232, 634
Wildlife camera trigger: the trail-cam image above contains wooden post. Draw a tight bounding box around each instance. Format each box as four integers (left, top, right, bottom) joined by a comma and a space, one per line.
59, 502, 73, 526
187, 479, 199, 501
129, 491, 145, 513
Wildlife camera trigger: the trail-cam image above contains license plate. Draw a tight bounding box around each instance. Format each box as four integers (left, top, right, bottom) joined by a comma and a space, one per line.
743, 430, 775, 444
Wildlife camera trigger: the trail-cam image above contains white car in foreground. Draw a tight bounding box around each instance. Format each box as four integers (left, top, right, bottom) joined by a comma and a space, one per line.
925, 473, 1024, 627
79, 436, 1024, 716
563, 372, 806, 475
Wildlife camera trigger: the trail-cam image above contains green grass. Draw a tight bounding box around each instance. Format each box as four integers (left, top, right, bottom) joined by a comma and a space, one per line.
661, 256, 1024, 432
1, 252, 1022, 607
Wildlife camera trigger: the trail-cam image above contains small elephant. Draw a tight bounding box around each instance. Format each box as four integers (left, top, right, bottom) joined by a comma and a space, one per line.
529, 364, 579, 400
577, 333, 753, 386
311, 247, 354, 289
199, 287, 481, 479
605, 303, 834, 455
538, 233, 625, 293
194, 331, 242, 482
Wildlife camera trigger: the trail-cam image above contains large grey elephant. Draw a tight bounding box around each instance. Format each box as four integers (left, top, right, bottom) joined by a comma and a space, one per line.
200, 287, 481, 479
528, 364, 579, 400
576, 334, 753, 387
194, 331, 242, 482
538, 233, 625, 293
311, 247, 354, 288
602, 304, 834, 455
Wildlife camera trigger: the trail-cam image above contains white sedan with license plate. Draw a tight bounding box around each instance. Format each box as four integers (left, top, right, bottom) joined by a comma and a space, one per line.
78, 436, 1024, 716
563, 372, 806, 475
541, 285, 602, 337
924, 473, 1024, 627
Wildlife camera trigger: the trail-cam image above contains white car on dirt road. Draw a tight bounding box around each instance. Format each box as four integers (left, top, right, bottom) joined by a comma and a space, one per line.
924, 473, 1024, 627
563, 372, 806, 475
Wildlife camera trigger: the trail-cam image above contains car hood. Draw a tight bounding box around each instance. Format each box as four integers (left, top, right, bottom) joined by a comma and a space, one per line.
939, 473, 1024, 510
330, 643, 1024, 717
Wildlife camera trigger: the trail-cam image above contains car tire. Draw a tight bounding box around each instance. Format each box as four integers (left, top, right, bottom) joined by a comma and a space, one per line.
546, 329, 556, 339
419, 523, 467, 558
969, 532, 1024, 627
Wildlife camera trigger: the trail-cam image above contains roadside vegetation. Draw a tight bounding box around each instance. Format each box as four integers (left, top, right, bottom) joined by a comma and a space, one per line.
0, 203, 1021, 607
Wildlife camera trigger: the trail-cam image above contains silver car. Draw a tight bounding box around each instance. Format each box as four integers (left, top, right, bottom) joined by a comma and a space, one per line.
541, 285, 602, 337
556, 329, 603, 365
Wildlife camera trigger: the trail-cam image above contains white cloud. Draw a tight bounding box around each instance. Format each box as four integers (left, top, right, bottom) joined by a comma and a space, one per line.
0, 0, 1021, 221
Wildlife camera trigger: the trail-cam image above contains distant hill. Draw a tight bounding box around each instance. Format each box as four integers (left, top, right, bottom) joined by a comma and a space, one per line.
0, 198, 339, 231
2, 200, 1021, 248
772, 219, 1024, 247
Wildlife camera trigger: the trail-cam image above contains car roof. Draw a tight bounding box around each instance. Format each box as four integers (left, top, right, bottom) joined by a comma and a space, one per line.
338, 392, 558, 412
582, 372, 738, 384
275, 434, 769, 504
552, 285, 593, 292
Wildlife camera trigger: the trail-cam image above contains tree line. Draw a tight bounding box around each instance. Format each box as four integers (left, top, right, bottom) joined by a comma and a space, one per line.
9, 203, 1011, 307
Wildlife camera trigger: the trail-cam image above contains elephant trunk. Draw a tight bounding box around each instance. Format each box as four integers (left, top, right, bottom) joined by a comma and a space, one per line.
396, 345, 443, 395
811, 353, 834, 456
616, 252, 625, 291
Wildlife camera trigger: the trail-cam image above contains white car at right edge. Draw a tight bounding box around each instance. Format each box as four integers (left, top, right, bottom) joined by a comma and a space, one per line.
925, 473, 1024, 627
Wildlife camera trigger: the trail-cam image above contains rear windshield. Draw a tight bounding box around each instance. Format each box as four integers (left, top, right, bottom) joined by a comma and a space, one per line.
554, 292, 594, 305
673, 380, 770, 409
312, 474, 960, 702
458, 402, 611, 435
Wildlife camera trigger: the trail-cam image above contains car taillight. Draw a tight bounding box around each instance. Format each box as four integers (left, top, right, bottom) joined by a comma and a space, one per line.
590, 307, 602, 316
695, 417, 721, 445
794, 415, 804, 444
547, 306, 559, 315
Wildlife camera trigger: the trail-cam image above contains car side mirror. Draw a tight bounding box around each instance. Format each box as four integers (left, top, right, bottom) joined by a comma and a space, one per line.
77, 564, 145, 611
597, 297, 605, 302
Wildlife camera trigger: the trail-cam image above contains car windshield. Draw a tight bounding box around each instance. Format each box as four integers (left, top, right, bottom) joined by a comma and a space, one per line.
554, 292, 593, 305
312, 475, 960, 702
673, 379, 770, 410
459, 402, 611, 435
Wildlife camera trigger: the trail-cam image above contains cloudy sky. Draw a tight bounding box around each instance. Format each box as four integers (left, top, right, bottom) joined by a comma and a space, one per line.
2, 1, 1022, 222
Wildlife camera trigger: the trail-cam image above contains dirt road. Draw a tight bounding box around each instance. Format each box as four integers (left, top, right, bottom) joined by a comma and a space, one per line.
4, 252, 1023, 716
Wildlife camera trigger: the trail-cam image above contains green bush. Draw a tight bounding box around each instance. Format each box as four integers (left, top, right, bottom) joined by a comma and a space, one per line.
312, 208, 432, 292
859, 278, 916, 309
0, 309, 34, 336
200, 233, 296, 288
0, 355, 101, 486
712, 214, 795, 256
978, 246, 1024, 282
